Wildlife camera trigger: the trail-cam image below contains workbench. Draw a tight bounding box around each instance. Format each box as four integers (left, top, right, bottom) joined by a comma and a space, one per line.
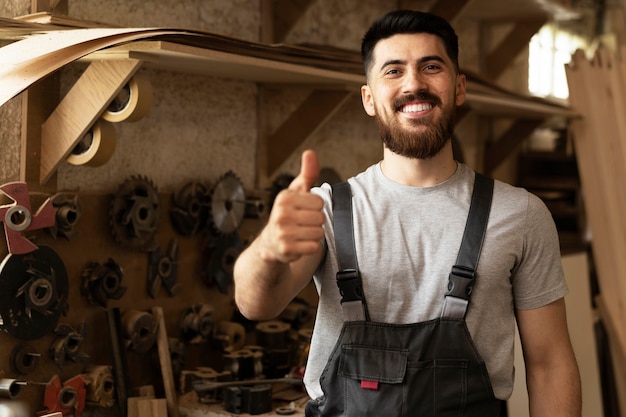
178, 389, 309, 416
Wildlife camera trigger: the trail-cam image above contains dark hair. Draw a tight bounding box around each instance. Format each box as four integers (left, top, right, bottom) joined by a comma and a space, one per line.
361, 10, 460, 76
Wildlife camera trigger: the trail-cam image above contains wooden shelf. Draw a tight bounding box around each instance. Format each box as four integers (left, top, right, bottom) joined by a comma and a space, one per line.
85, 40, 577, 118
83, 41, 364, 87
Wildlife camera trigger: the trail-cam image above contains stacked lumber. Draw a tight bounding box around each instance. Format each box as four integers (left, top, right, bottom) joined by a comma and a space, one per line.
566, 46, 626, 413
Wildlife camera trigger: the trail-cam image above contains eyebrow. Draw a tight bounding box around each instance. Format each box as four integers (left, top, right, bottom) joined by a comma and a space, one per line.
379, 55, 447, 72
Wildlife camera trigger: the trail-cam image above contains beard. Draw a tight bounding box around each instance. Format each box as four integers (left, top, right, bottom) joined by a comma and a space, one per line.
376, 92, 456, 160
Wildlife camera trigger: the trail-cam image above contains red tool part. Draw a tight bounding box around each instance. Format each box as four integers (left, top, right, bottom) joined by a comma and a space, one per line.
39, 374, 88, 417
0, 182, 55, 254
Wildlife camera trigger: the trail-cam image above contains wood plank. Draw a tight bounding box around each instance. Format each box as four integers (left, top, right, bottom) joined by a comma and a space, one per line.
0, 30, 364, 109
566, 48, 626, 360
31, 0, 68, 14
152, 306, 180, 417
585, 49, 626, 331
20, 74, 59, 191
595, 47, 626, 346
39, 59, 142, 184
464, 90, 576, 118
565, 62, 618, 320
485, 19, 545, 80
128, 397, 168, 417
127, 397, 141, 417
263, 89, 353, 180
0, 28, 193, 108
113, 41, 364, 85
137, 398, 168, 417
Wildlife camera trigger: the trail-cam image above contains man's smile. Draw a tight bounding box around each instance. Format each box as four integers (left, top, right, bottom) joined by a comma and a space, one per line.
400, 102, 434, 113
393, 92, 441, 117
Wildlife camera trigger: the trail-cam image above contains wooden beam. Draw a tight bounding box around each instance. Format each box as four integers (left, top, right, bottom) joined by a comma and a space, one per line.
39, 59, 142, 184
429, 0, 470, 22
485, 19, 545, 80
20, 74, 59, 192
260, 89, 353, 183
19, 0, 68, 191
260, 0, 275, 44
31, 0, 68, 14
260, 0, 315, 43
483, 118, 541, 174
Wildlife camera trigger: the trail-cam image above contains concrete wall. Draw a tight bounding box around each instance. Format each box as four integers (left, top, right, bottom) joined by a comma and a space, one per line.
0, 3, 30, 184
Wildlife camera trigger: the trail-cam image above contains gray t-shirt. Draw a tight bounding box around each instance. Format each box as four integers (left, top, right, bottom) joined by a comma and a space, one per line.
305, 162, 567, 400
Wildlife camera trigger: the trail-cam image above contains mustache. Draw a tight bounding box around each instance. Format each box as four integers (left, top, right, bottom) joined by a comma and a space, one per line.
393, 92, 441, 110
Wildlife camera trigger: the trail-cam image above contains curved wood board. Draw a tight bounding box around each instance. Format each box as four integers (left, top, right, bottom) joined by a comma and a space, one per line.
0, 27, 192, 107
0, 23, 366, 108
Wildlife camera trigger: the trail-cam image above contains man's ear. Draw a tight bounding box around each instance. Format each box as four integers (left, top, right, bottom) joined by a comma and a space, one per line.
455, 73, 467, 107
361, 84, 376, 116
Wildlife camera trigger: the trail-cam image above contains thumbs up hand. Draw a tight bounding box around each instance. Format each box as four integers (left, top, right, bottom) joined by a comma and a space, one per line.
288, 149, 320, 193
259, 150, 326, 264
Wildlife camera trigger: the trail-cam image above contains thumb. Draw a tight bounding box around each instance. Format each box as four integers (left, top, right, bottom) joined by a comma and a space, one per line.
289, 150, 320, 192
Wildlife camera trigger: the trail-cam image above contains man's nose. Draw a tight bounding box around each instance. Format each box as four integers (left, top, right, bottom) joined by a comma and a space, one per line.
402, 68, 426, 94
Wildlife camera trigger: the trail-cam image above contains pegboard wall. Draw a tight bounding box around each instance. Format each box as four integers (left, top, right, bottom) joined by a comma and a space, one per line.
0, 181, 318, 415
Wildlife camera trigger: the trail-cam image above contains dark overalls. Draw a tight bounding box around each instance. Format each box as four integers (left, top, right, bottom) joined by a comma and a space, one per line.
305, 174, 503, 417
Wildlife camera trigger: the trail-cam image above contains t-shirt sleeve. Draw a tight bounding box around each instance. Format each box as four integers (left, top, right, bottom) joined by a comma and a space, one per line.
511, 192, 569, 310
311, 183, 334, 277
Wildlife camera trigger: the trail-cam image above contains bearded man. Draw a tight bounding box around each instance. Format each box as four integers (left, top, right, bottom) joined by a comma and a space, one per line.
234, 9, 581, 417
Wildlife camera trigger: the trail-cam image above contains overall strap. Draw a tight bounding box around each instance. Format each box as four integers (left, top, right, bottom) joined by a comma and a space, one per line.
441, 173, 494, 319
331, 181, 369, 322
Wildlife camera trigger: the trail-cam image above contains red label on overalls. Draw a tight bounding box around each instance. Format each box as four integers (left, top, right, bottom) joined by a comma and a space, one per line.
360, 380, 379, 390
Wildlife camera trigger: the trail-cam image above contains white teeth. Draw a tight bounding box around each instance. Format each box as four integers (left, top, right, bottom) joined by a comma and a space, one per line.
402, 103, 432, 112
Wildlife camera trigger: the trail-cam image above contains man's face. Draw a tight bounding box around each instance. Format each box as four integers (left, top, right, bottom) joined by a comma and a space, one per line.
361, 33, 466, 159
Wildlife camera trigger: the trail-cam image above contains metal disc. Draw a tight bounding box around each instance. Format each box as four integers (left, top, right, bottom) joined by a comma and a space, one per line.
210, 172, 245, 235
0, 245, 69, 340
109, 176, 160, 251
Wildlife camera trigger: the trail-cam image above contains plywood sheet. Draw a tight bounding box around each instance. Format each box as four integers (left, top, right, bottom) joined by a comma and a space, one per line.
566, 47, 626, 363
508, 252, 604, 417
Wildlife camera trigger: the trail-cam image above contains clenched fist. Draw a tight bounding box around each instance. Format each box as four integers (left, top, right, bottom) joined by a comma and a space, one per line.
259, 150, 326, 264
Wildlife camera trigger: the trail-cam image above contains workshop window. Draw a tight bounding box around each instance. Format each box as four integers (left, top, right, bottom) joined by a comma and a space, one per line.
528, 24, 585, 100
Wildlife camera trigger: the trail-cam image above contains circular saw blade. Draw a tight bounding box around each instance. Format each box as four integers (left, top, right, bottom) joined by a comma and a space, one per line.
0, 245, 69, 340
210, 171, 245, 235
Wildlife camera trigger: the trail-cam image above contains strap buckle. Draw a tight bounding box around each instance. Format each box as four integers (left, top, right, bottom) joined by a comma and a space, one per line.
445, 265, 475, 301
336, 269, 364, 303
336, 269, 368, 321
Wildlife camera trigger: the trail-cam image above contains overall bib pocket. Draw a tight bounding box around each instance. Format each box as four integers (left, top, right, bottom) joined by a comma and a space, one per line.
406, 358, 469, 417
337, 345, 470, 416
338, 345, 408, 416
